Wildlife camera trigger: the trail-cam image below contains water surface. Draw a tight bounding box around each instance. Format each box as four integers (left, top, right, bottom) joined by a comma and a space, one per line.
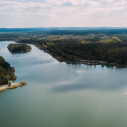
0, 41, 127, 127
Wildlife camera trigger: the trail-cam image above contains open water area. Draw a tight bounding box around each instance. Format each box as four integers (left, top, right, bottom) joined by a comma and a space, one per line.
1, 41, 127, 127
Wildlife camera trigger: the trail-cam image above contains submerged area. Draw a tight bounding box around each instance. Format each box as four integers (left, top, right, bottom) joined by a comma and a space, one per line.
0, 41, 127, 127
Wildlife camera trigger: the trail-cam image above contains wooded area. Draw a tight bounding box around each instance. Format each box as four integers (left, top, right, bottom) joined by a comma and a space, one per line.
7, 44, 31, 53
1, 28, 127, 65
0, 56, 16, 85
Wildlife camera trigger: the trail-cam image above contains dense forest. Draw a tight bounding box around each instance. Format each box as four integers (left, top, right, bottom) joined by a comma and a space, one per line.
7, 44, 32, 53
1, 28, 127, 65
0, 56, 16, 85
35, 38, 127, 65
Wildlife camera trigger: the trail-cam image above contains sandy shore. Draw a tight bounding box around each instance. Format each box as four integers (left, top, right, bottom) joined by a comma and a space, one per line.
0, 82, 27, 92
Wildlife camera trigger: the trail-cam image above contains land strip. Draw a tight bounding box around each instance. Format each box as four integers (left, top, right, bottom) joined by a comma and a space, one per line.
0, 82, 27, 92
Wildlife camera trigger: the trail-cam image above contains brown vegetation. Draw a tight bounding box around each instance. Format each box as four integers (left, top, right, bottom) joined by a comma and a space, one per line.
19, 82, 27, 87
0, 88, 5, 92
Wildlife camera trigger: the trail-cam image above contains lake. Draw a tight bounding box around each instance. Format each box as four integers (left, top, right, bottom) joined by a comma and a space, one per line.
0, 41, 127, 127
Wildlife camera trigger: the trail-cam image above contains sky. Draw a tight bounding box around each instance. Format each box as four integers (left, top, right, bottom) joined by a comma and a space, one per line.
0, 0, 127, 28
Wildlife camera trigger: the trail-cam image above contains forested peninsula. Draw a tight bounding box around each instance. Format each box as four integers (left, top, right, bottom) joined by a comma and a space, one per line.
34, 36, 127, 66
0, 56, 16, 85
7, 44, 32, 53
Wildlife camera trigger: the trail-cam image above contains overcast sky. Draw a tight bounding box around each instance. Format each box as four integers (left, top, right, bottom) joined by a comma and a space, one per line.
0, 0, 127, 28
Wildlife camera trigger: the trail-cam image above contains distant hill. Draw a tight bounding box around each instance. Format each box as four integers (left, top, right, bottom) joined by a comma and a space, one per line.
1, 27, 127, 35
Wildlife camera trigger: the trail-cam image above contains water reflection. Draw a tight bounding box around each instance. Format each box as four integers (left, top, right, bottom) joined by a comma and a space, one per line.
51, 66, 127, 93
1, 41, 127, 127
51, 81, 126, 93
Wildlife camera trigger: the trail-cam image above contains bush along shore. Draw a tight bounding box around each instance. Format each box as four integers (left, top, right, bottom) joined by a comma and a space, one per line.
7, 44, 32, 53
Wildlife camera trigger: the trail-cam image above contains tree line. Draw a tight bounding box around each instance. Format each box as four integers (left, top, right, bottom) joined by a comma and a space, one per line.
0, 56, 16, 85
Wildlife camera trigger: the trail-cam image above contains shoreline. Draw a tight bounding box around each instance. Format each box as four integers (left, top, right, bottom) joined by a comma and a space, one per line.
0, 82, 27, 92
3, 39, 127, 68
35, 45, 127, 68
8, 48, 32, 53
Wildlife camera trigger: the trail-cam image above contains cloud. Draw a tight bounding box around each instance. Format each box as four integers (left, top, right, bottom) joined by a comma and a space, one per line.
0, 0, 127, 27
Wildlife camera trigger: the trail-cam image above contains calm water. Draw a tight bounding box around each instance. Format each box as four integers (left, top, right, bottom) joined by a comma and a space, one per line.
1, 41, 127, 127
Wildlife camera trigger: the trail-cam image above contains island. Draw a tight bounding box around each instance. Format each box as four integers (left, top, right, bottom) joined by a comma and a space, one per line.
7, 44, 32, 53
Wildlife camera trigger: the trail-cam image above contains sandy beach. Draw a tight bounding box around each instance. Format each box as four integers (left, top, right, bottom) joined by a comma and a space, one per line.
0, 82, 27, 92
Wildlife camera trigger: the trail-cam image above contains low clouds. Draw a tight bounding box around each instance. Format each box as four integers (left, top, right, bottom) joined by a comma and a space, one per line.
0, 0, 127, 27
